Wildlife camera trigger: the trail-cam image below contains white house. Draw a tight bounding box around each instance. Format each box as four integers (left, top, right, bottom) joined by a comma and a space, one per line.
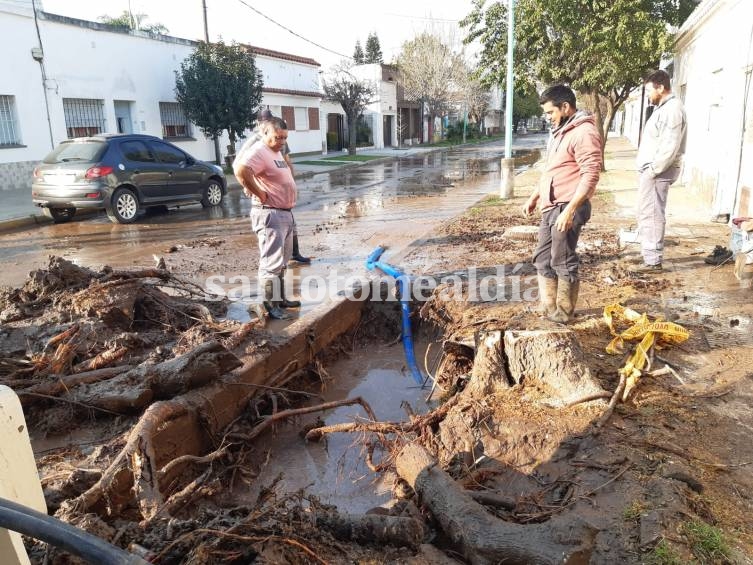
0, 3, 323, 191
621, 0, 753, 220
351, 63, 399, 149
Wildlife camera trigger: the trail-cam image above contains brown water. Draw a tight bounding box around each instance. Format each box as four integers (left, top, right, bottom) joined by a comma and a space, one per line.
236, 341, 433, 513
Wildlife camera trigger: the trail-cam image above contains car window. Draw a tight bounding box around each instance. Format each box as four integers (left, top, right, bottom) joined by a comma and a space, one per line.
43, 141, 106, 164
150, 141, 187, 165
120, 141, 156, 163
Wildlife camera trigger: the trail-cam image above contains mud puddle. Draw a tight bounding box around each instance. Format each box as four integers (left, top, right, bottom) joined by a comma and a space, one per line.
239, 340, 432, 515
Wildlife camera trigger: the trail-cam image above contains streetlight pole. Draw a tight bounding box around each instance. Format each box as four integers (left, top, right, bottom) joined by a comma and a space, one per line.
500, 0, 515, 199
202, 0, 222, 165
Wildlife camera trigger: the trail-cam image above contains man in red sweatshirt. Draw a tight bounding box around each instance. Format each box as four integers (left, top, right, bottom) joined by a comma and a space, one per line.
522, 84, 602, 322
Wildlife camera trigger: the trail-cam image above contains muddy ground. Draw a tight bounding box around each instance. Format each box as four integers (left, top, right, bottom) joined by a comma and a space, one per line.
2, 159, 753, 563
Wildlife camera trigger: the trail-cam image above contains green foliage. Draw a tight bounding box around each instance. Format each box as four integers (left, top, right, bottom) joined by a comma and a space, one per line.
356, 116, 373, 145
621, 500, 647, 521
682, 519, 732, 563
648, 540, 683, 565
326, 131, 339, 150
353, 41, 365, 64
98, 11, 168, 34
174, 41, 263, 146
365, 32, 383, 64
460, 0, 696, 139
513, 86, 542, 129
322, 65, 375, 154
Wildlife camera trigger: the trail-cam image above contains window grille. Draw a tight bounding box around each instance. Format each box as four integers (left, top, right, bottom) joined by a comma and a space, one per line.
0, 95, 20, 146
63, 98, 106, 138
159, 102, 192, 138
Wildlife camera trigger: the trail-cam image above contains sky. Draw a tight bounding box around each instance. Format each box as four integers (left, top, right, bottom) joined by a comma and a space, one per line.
38, 0, 480, 70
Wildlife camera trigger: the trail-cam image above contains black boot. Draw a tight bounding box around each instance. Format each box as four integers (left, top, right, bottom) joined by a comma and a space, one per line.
290, 233, 311, 264
279, 273, 301, 308
263, 279, 291, 320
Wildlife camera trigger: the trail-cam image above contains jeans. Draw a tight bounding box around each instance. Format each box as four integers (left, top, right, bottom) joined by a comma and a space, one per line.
533, 201, 592, 282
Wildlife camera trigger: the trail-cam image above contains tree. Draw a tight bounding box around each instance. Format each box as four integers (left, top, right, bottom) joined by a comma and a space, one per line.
512, 87, 542, 133
322, 64, 376, 155
397, 33, 465, 143
461, 0, 696, 161
365, 33, 383, 64
98, 11, 168, 34
175, 41, 263, 159
457, 64, 492, 134
353, 41, 365, 64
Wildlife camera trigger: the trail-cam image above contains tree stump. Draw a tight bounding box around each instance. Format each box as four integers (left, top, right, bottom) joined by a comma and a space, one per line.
504, 329, 606, 406
465, 330, 511, 397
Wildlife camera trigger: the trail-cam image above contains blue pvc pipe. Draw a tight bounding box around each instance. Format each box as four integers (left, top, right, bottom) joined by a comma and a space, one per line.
366, 246, 426, 386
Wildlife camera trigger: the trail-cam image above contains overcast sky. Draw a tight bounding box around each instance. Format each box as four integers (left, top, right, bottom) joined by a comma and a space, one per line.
39, 0, 479, 70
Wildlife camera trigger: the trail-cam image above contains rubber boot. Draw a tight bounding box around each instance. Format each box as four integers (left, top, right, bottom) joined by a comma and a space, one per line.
263, 278, 291, 320
278, 273, 301, 308
549, 278, 580, 323
537, 275, 558, 318
291, 233, 311, 264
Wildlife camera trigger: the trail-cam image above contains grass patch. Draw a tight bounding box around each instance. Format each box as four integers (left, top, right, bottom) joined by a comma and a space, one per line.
682, 519, 732, 563
321, 154, 384, 162
648, 540, 683, 565
622, 500, 647, 522
293, 160, 341, 166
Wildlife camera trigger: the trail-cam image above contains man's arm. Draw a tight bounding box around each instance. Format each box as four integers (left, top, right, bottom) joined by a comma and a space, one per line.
233, 162, 268, 203
283, 153, 295, 177
554, 127, 602, 232
648, 101, 685, 176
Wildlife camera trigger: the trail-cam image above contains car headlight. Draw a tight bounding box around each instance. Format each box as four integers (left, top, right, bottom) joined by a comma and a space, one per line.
212, 164, 224, 174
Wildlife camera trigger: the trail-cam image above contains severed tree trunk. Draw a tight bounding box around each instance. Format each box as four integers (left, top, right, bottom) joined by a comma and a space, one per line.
70, 341, 242, 413
316, 513, 426, 549
464, 330, 511, 397
504, 330, 606, 407
395, 443, 579, 565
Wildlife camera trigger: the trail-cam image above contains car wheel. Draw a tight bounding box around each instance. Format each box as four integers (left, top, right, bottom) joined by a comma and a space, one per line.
42, 207, 76, 224
201, 180, 223, 208
107, 187, 139, 224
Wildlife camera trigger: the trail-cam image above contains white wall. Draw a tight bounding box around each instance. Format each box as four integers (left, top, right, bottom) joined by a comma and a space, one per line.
0, 7, 324, 190
622, 0, 753, 218
0, 7, 55, 170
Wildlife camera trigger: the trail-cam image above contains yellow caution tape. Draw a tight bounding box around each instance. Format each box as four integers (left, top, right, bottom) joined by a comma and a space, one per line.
603, 304, 690, 400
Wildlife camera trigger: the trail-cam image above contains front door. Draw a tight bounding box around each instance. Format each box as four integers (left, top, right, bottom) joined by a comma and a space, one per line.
114, 101, 133, 134
327, 113, 344, 151
148, 141, 203, 199
383, 115, 393, 148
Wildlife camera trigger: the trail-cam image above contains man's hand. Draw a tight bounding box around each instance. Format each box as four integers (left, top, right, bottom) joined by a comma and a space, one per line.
554, 206, 575, 232
522, 195, 538, 218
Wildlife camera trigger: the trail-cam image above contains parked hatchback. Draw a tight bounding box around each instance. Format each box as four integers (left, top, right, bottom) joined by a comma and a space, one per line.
32, 134, 226, 224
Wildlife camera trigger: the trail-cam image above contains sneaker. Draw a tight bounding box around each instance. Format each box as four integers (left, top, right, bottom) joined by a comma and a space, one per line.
633, 263, 663, 274
704, 246, 733, 265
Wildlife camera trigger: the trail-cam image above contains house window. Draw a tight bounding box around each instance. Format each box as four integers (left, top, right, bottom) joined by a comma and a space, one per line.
308, 107, 320, 131
159, 102, 192, 138
63, 98, 106, 138
281, 106, 295, 130
294, 107, 309, 131
0, 95, 21, 146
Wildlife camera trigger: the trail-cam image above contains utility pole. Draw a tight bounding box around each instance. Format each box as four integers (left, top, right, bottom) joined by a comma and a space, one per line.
202, 0, 222, 165
462, 101, 467, 144
500, 0, 515, 199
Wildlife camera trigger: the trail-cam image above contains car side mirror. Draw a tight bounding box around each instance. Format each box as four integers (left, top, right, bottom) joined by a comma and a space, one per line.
185, 156, 195, 166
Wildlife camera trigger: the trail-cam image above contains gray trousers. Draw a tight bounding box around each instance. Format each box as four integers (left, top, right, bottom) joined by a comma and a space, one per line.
637, 166, 680, 265
250, 207, 294, 281
533, 201, 591, 282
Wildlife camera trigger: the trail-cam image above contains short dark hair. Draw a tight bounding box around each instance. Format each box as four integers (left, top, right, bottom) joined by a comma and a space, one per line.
645, 69, 671, 91
539, 84, 577, 109
258, 109, 273, 120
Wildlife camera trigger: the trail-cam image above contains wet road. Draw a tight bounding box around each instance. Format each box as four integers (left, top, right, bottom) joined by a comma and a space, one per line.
0, 138, 546, 297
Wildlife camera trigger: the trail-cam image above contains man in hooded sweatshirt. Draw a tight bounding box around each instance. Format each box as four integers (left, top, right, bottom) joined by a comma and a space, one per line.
522, 84, 602, 323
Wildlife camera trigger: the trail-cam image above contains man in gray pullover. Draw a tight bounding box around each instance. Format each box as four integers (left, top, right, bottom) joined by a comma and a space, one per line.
635, 69, 687, 272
